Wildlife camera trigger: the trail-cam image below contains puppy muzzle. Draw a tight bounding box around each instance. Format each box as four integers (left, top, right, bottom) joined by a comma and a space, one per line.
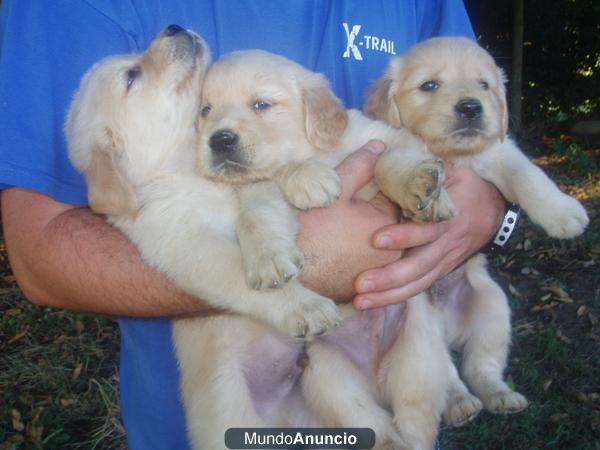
208, 129, 249, 174
452, 97, 485, 135
159, 24, 206, 63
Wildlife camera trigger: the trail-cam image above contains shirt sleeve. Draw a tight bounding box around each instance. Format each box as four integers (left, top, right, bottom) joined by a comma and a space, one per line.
416, 0, 475, 41
0, 0, 139, 205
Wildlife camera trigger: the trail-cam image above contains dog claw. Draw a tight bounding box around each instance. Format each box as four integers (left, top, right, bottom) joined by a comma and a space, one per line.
429, 168, 439, 183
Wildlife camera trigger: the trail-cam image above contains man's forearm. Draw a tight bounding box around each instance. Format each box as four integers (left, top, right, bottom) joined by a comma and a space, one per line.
2, 188, 209, 317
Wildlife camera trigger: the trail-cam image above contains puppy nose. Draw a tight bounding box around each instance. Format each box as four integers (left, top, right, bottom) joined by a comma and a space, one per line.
165, 24, 184, 36
210, 129, 239, 153
455, 98, 483, 120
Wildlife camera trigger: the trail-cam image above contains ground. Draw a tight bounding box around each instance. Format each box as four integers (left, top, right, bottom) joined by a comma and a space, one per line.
1, 142, 598, 449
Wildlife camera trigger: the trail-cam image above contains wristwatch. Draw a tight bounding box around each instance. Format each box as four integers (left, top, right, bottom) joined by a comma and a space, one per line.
486, 203, 521, 253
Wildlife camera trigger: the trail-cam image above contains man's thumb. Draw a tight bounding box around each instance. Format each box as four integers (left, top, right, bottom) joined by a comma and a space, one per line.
336, 140, 386, 198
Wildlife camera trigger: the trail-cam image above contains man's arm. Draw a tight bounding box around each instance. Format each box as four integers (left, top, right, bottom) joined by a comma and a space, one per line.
1, 187, 205, 317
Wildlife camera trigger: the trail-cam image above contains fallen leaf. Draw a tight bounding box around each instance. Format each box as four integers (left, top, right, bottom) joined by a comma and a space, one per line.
60, 398, 76, 407
542, 286, 574, 303
508, 283, 522, 297
8, 329, 28, 345
3, 308, 21, 317
10, 409, 24, 432
26, 408, 43, 446
74, 319, 84, 334
0, 287, 18, 295
72, 362, 84, 381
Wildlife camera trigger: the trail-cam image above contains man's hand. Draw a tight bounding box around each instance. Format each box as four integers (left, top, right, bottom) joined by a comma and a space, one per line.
353, 164, 505, 309
297, 141, 463, 301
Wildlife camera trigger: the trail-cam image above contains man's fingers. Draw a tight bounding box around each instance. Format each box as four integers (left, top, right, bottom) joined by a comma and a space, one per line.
354, 244, 440, 294
372, 221, 450, 250
336, 140, 385, 198
353, 269, 439, 309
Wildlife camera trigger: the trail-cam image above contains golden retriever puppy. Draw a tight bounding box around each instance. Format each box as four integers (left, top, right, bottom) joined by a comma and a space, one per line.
65, 28, 352, 450
197, 49, 464, 450
365, 37, 589, 425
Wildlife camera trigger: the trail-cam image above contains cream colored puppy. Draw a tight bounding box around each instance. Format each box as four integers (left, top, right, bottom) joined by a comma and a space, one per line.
197, 50, 463, 450
65, 28, 352, 450
365, 37, 589, 425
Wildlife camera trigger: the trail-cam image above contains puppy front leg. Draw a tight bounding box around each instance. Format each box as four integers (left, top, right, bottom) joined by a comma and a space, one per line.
274, 158, 341, 211
473, 138, 588, 238
375, 147, 456, 222
302, 340, 407, 450
380, 294, 450, 450
236, 181, 305, 290
131, 210, 341, 338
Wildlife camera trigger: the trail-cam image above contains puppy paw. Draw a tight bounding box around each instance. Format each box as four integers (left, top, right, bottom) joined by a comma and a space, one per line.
372, 426, 409, 450
444, 392, 483, 427
275, 292, 342, 339
482, 390, 528, 414
245, 246, 304, 290
279, 160, 341, 210
399, 159, 455, 222
538, 195, 589, 239
392, 406, 440, 450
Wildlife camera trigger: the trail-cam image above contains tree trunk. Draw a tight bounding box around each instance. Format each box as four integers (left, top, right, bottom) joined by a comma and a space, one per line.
511, 0, 524, 133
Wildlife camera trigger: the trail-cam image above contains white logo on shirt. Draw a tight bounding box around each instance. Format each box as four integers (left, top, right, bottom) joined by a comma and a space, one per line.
343, 23, 363, 60
342, 23, 397, 60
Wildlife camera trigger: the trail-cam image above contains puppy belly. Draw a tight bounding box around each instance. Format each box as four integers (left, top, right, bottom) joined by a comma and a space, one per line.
430, 265, 476, 347
243, 305, 407, 425
245, 331, 306, 424
322, 303, 407, 379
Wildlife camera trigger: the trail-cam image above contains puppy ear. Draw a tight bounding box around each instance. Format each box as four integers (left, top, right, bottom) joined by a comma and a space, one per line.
86, 129, 138, 219
497, 67, 509, 137
302, 75, 348, 151
364, 57, 403, 127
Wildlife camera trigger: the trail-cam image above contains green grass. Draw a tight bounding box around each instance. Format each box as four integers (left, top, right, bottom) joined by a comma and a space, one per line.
0, 289, 124, 449
440, 324, 599, 450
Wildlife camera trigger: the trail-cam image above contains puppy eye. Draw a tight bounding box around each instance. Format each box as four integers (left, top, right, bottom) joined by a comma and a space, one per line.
479, 80, 490, 90
252, 100, 271, 112
200, 105, 212, 118
126, 66, 141, 90
419, 80, 439, 92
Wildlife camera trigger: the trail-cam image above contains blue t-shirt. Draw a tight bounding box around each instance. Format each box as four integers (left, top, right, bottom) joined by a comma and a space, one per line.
0, 1, 473, 448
